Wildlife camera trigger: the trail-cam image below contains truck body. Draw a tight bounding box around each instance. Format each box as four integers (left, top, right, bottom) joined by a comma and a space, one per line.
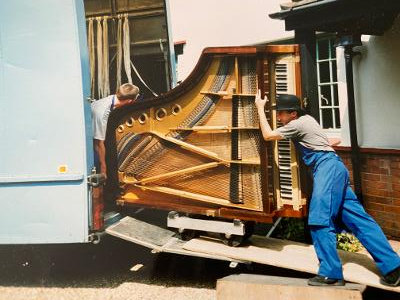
0, 0, 93, 244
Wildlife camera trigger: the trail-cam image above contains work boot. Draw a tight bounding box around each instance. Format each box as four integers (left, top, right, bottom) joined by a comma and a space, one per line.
308, 275, 345, 286
380, 266, 400, 287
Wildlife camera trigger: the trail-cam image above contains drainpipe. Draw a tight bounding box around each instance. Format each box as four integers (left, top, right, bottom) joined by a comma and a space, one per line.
336, 34, 363, 202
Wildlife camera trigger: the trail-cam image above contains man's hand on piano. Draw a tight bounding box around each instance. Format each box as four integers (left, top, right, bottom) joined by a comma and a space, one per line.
255, 89, 268, 110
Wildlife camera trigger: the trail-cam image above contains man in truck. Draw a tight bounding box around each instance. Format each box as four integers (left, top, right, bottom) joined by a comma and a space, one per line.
255, 90, 400, 287
91, 83, 140, 178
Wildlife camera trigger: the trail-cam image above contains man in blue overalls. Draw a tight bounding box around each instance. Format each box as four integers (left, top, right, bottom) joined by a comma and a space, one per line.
255, 90, 400, 287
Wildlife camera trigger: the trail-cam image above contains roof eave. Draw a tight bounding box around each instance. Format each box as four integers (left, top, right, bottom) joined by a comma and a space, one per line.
269, 0, 400, 35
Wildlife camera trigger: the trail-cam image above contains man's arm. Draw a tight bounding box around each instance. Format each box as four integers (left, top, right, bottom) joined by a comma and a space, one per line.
93, 139, 107, 177
328, 138, 341, 146
255, 90, 284, 141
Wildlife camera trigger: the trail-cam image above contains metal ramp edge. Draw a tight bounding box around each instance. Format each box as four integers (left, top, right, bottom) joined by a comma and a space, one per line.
105, 216, 247, 264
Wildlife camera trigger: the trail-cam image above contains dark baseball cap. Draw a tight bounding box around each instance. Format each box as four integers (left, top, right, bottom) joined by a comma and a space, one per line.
271, 94, 302, 111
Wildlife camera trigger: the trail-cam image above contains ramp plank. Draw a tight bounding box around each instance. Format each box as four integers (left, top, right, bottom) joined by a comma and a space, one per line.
217, 274, 365, 300
183, 235, 400, 293
106, 216, 175, 250
105, 216, 246, 263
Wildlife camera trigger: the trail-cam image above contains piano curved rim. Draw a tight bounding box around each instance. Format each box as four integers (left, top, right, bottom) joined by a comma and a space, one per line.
103, 45, 304, 218
105, 47, 262, 194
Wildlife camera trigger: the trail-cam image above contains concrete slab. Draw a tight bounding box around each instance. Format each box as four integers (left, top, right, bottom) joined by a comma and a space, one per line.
217, 274, 365, 300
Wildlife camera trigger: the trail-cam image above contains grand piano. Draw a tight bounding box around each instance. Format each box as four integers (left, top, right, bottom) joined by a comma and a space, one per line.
105, 46, 308, 238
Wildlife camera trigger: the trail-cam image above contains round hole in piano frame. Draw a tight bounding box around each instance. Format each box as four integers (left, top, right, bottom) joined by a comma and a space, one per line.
138, 113, 148, 124
125, 117, 135, 127
172, 104, 181, 116
117, 125, 125, 133
155, 108, 167, 121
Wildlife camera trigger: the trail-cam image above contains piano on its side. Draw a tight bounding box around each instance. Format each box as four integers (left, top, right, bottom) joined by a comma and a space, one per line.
105, 45, 308, 230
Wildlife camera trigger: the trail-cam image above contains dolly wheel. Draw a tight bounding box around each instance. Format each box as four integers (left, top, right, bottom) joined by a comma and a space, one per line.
178, 229, 199, 241
221, 234, 245, 247
221, 221, 255, 247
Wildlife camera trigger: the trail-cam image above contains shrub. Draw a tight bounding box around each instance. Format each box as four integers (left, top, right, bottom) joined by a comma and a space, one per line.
336, 232, 363, 252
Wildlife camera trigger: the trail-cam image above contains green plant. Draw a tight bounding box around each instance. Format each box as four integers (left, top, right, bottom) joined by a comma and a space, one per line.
274, 218, 306, 242
336, 232, 363, 252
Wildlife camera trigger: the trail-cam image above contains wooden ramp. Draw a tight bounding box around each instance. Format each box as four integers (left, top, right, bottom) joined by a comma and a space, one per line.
217, 274, 365, 300
105, 216, 246, 263
183, 235, 400, 293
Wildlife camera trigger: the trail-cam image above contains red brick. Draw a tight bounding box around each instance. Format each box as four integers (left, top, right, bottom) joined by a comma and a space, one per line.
344, 163, 353, 169
364, 166, 389, 175
384, 226, 399, 237
373, 217, 387, 229
367, 210, 380, 219
361, 173, 381, 181
392, 183, 400, 192
392, 191, 400, 200
382, 220, 400, 230
381, 228, 400, 239
384, 205, 400, 214
363, 195, 378, 202
336, 152, 400, 239
380, 159, 390, 168
390, 161, 400, 169
364, 188, 392, 198
362, 180, 389, 190
363, 195, 393, 205
366, 210, 397, 221
366, 159, 380, 167
365, 202, 385, 211
380, 174, 391, 182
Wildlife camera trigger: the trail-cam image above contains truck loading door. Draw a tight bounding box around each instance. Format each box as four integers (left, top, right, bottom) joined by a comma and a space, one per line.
0, 0, 93, 244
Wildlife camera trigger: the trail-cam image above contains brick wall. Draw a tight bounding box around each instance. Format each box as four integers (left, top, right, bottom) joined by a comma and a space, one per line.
336, 149, 400, 239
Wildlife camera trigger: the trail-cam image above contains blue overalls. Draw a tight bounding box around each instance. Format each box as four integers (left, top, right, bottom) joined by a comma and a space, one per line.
296, 143, 400, 279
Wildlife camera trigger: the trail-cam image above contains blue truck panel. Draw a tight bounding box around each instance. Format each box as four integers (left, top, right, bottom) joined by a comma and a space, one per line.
0, 0, 92, 243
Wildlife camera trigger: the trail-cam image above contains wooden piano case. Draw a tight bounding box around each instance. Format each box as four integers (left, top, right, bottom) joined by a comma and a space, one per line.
106, 45, 308, 224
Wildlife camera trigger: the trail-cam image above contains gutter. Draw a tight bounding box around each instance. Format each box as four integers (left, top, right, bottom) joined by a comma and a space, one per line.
269, 0, 340, 19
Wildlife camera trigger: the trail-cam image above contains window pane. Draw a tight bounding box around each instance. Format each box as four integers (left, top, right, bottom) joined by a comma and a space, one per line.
321, 108, 333, 129
333, 84, 339, 106
332, 60, 337, 82
320, 85, 332, 106
318, 39, 329, 60
319, 61, 330, 83
334, 108, 341, 128
330, 39, 336, 58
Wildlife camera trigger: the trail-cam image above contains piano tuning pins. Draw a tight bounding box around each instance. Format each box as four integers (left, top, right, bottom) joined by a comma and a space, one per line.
120, 103, 180, 132
126, 117, 135, 127
155, 108, 167, 121
138, 113, 148, 124
117, 125, 125, 133
172, 104, 181, 116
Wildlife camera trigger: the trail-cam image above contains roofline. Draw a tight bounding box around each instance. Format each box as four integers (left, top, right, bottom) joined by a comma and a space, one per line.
270, 0, 339, 19
269, 0, 400, 35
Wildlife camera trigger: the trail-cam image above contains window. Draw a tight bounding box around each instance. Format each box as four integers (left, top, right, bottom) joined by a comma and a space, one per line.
316, 37, 340, 130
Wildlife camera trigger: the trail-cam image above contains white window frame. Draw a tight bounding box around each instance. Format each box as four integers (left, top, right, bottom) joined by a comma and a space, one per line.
316, 37, 341, 140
